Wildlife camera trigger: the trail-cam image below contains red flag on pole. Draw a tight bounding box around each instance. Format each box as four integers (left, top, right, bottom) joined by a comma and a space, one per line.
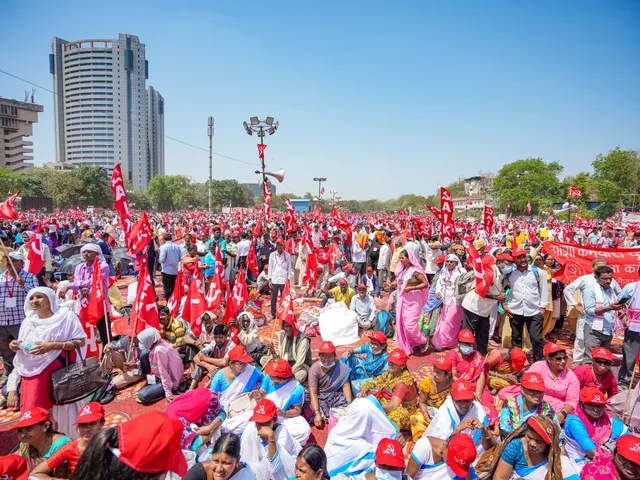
87, 256, 106, 325
78, 298, 100, 359
110, 164, 132, 248
302, 248, 318, 294
462, 239, 495, 298
223, 267, 249, 323
329, 243, 342, 270
167, 268, 185, 318
215, 244, 226, 284
257, 144, 267, 159
440, 187, 454, 244
25, 223, 45, 276
0, 190, 20, 220
320, 187, 325, 195
263, 183, 273, 222
569, 186, 583, 198
246, 241, 260, 277
128, 211, 153, 254
206, 268, 224, 310
276, 280, 296, 333
182, 264, 206, 337
130, 264, 160, 333
425, 204, 442, 222
483, 206, 494, 234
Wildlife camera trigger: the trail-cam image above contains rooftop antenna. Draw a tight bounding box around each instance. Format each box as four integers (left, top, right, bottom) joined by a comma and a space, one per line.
24, 91, 29, 102
31, 88, 36, 103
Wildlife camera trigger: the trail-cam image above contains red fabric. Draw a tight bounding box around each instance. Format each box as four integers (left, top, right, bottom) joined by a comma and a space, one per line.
167, 268, 185, 317
20, 358, 64, 411
164, 388, 213, 424
182, 264, 206, 337
246, 241, 259, 277
25, 223, 44, 276
46, 439, 81, 473
440, 188, 454, 243
573, 365, 619, 398
87, 256, 106, 325
462, 240, 494, 298
0, 190, 20, 220
205, 268, 223, 310
78, 298, 100, 359
128, 212, 153, 254
392, 381, 417, 402
130, 264, 160, 333
110, 164, 132, 248
276, 280, 296, 336
483, 206, 494, 234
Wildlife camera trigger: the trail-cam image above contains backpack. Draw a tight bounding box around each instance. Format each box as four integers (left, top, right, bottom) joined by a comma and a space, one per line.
375, 310, 396, 338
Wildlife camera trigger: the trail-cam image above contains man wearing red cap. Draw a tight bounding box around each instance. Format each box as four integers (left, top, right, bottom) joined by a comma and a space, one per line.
240, 399, 301, 480
572, 346, 618, 398
324, 277, 356, 309
503, 248, 549, 362
365, 438, 406, 480
611, 434, 640, 480
268, 238, 292, 318
408, 432, 477, 480
351, 283, 377, 330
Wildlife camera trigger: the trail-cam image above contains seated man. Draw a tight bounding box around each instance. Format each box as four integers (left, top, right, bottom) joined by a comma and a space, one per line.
362, 265, 380, 297
262, 317, 312, 383
350, 283, 377, 330
256, 264, 271, 295
324, 278, 356, 309
182, 311, 215, 352
189, 324, 236, 391
158, 305, 191, 362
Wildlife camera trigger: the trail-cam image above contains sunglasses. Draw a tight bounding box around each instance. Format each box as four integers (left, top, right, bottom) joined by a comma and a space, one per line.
550, 355, 567, 362
594, 359, 612, 366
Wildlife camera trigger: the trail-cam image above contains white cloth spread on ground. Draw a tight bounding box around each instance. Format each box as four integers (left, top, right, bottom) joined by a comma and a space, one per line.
240, 422, 300, 480
318, 302, 360, 346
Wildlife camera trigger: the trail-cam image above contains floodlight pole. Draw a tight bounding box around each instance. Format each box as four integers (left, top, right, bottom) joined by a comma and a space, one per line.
208, 117, 214, 212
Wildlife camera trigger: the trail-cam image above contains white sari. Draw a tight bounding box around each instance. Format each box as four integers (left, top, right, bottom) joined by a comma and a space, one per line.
218, 364, 263, 435
410, 435, 476, 480
240, 423, 299, 480
264, 377, 311, 446
325, 395, 398, 479
511, 455, 580, 480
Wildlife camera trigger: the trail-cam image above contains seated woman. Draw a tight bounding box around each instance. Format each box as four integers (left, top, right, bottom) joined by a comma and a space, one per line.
14, 408, 71, 474
294, 444, 330, 480
260, 359, 311, 447
445, 329, 498, 426
425, 380, 494, 456
182, 244, 200, 286
211, 345, 263, 435
31, 402, 105, 478
409, 356, 453, 442
407, 432, 477, 480
236, 312, 268, 365
359, 348, 418, 433
476, 414, 579, 480
580, 434, 640, 480
240, 399, 301, 480
485, 346, 527, 393
572, 347, 618, 398
136, 327, 186, 405
499, 372, 557, 439
182, 433, 256, 480
364, 438, 407, 480
564, 386, 629, 470
344, 330, 389, 396
308, 341, 352, 429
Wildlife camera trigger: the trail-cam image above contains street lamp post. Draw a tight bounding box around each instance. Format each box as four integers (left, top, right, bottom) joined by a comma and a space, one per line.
208, 117, 214, 212
313, 177, 327, 199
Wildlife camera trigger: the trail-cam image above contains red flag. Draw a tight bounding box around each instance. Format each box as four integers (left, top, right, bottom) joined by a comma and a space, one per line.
130, 264, 160, 333
527, 200, 532, 215
276, 280, 296, 335
246, 241, 259, 277
224, 267, 249, 323
302, 248, 318, 293
253, 211, 264, 237
182, 263, 206, 337
331, 208, 349, 228
167, 268, 185, 317
206, 268, 224, 310
263, 183, 273, 221
466, 198, 472, 206
440, 188, 454, 244
25, 223, 44, 276
462, 239, 495, 298
0, 190, 20, 220
320, 187, 325, 195
425, 204, 442, 222
257, 144, 267, 159
78, 298, 100, 358
215, 244, 226, 284
128, 211, 153, 254
329, 242, 342, 270
569, 186, 583, 198
86, 256, 106, 325
483, 206, 494, 234
110, 165, 132, 247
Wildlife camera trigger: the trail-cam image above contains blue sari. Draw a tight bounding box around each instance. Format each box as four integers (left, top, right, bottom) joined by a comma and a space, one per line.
345, 344, 389, 395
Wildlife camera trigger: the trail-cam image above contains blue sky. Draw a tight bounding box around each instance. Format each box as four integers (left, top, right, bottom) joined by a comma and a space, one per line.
1, 0, 638, 200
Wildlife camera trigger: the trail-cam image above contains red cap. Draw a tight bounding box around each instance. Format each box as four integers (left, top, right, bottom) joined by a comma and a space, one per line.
435, 255, 446, 264
263, 264, 268, 271
510, 347, 527, 372
366, 265, 373, 272
580, 386, 608, 406
338, 278, 348, 285
264, 359, 293, 378
319, 341, 336, 354
512, 248, 527, 258
276, 238, 285, 245
357, 283, 367, 291
543, 342, 565, 357
521, 372, 546, 391
446, 433, 476, 477
526, 417, 552, 444
496, 253, 513, 261
616, 434, 640, 464
433, 356, 453, 372
375, 438, 404, 468
228, 345, 254, 363
387, 348, 409, 366
592, 347, 613, 361
0, 455, 28, 480
368, 331, 388, 344
115, 411, 187, 476
250, 399, 278, 423
451, 379, 475, 400
74, 402, 105, 425
458, 329, 475, 344
13, 407, 50, 430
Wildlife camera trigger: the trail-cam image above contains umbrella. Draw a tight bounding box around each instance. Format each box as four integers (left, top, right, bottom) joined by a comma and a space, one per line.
80, 237, 97, 244
56, 244, 82, 259
112, 247, 133, 270
60, 254, 84, 274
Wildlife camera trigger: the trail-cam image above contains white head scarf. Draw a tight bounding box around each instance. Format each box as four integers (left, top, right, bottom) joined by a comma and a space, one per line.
137, 327, 161, 350
15, 287, 87, 377
81, 243, 105, 263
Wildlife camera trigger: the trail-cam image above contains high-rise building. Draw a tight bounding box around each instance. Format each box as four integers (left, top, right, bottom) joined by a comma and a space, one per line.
147, 86, 164, 178
0, 97, 44, 172
50, 33, 164, 189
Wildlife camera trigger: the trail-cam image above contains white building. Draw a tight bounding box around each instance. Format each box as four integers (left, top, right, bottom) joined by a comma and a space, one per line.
0, 97, 43, 172
147, 86, 164, 178
50, 34, 164, 189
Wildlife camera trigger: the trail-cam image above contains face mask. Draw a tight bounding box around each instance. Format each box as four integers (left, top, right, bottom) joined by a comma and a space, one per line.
376, 468, 404, 480
460, 345, 475, 355
321, 362, 336, 369
502, 265, 514, 275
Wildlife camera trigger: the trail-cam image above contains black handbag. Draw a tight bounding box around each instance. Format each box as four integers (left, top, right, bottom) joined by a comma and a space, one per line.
51, 340, 108, 405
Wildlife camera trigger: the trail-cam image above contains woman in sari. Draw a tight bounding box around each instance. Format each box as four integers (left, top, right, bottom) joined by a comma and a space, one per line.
359, 348, 418, 432
476, 414, 580, 480
344, 330, 389, 396
445, 329, 499, 425
432, 254, 466, 350
409, 356, 453, 441
182, 244, 200, 286
485, 346, 528, 392
394, 249, 429, 354
579, 434, 640, 480
418, 255, 445, 348
308, 341, 352, 429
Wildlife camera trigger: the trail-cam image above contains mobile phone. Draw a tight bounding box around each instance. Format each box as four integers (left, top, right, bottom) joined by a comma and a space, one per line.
615, 297, 629, 306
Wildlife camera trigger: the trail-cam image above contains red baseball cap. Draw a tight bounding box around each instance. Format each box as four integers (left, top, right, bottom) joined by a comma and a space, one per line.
496, 253, 513, 261
368, 331, 388, 344
114, 411, 187, 476
580, 386, 608, 406
433, 356, 453, 372
543, 342, 565, 357
512, 248, 527, 258
510, 347, 527, 372
521, 372, 546, 392
276, 238, 285, 245
74, 402, 106, 425
375, 438, 404, 468
617, 434, 640, 464
435, 255, 446, 264
319, 341, 336, 354
458, 329, 475, 344
446, 433, 476, 477
0, 454, 28, 480
592, 347, 613, 361
264, 359, 293, 378
366, 265, 373, 272
387, 348, 409, 366
250, 399, 278, 423
451, 379, 475, 400
228, 345, 254, 363
338, 278, 348, 285
13, 407, 50, 430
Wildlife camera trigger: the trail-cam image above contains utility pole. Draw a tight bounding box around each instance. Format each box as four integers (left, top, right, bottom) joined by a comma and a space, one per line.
313, 177, 327, 199
208, 116, 214, 212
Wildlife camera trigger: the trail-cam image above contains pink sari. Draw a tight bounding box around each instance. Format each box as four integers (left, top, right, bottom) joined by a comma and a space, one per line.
395, 249, 429, 354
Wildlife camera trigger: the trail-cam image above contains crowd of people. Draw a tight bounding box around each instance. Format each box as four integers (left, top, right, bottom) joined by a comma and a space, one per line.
0, 210, 639, 480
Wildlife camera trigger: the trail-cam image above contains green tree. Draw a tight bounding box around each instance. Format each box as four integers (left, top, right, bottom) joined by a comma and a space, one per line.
445, 178, 466, 197
492, 158, 563, 215
589, 147, 640, 215
147, 175, 196, 211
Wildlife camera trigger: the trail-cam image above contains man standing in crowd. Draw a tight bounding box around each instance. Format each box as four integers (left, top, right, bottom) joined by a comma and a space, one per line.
158, 233, 182, 301
616, 265, 640, 387
268, 238, 291, 318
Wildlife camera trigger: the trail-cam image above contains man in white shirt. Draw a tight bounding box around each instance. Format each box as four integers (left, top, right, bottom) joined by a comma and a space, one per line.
424, 237, 443, 284
268, 239, 292, 318
350, 283, 377, 330
351, 234, 368, 282
503, 248, 550, 361
377, 234, 392, 287
236, 232, 251, 268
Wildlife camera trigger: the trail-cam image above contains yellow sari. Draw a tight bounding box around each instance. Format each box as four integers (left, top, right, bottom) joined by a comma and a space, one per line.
361, 368, 418, 431
409, 375, 451, 441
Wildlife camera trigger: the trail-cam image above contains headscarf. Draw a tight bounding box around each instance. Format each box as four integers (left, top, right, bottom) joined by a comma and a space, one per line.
572, 403, 612, 446
237, 312, 262, 351
395, 248, 429, 304
15, 287, 87, 377
81, 243, 106, 263
137, 327, 162, 350
476, 414, 563, 480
